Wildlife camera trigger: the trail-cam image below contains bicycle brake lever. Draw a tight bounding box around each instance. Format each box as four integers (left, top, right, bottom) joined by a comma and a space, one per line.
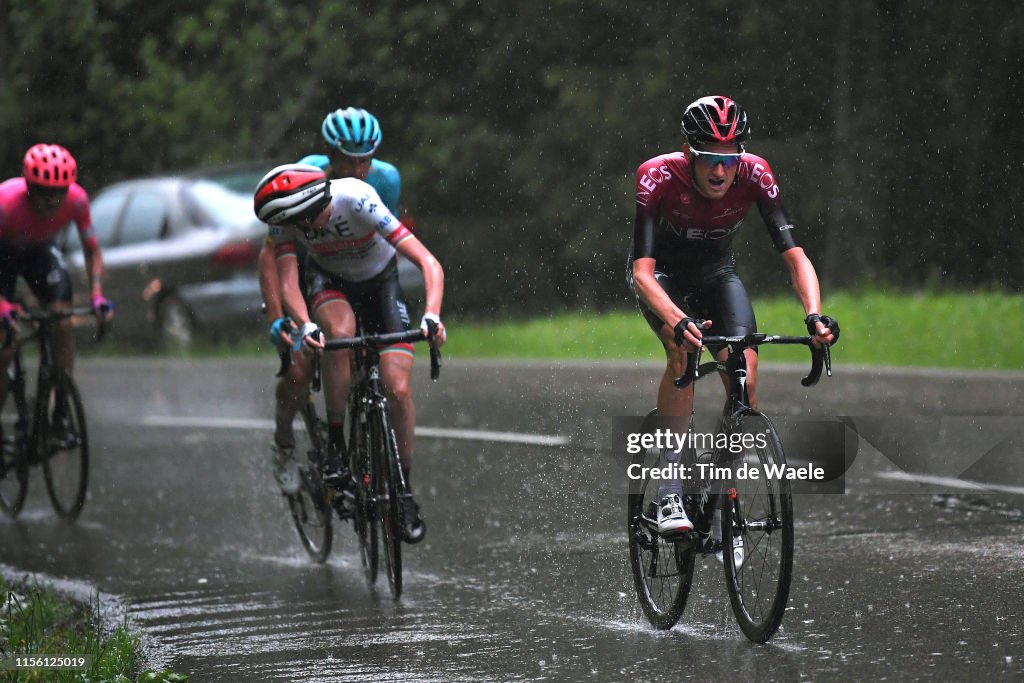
426, 320, 442, 381
311, 353, 322, 393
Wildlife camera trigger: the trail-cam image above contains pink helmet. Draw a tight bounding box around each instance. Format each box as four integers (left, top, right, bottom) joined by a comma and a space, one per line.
23, 144, 78, 188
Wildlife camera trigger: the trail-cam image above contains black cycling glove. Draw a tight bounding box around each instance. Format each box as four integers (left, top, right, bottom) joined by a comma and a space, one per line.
805, 313, 840, 345
674, 317, 706, 347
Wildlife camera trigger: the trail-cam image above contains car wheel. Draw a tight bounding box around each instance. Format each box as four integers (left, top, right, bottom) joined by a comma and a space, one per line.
156, 295, 196, 350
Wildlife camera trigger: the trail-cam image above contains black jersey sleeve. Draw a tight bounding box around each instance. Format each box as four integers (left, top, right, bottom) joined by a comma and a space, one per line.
757, 200, 799, 252
631, 205, 658, 261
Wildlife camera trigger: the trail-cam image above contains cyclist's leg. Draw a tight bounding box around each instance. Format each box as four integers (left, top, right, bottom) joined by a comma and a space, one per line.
274, 351, 312, 447
631, 267, 696, 528
364, 259, 416, 478
312, 296, 356, 436
364, 258, 424, 542
306, 263, 356, 456
700, 266, 758, 411
27, 245, 74, 377
380, 350, 415, 474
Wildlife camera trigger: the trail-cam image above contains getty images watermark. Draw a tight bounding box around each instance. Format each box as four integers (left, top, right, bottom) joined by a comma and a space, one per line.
613, 415, 1024, 496
612, 415, 848, 494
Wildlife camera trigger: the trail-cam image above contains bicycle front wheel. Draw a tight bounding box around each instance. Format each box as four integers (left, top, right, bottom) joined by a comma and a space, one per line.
372, 407, 402, 600
0, 365, 30, 517
721, 411, 794, 643
288, 465, 333, 563
627, 424, 696, 629
289, 401, 332, 563
349, 410, 378, 585
40, 372, 89, 521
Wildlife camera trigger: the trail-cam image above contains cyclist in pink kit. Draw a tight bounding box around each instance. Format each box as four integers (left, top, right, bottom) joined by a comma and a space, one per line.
628, 97, 839, 536
0, 144, 112, 437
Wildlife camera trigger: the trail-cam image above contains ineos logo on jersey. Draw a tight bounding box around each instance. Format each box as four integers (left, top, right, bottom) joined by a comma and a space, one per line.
637, 165, 673, 206
742, 160, 779, 198
683, 223, 742, 241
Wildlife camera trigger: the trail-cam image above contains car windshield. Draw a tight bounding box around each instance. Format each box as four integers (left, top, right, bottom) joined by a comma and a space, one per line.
188, 180, 255, 226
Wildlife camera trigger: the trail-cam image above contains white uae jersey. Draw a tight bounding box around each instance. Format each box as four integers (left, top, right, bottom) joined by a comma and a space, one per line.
269, 178, 413, 282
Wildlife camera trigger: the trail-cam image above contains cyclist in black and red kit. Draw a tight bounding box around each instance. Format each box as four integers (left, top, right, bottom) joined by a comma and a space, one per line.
628, 95, 840, 535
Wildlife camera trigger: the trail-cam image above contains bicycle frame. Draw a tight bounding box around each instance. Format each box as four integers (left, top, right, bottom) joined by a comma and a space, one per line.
0, 306, 101, 520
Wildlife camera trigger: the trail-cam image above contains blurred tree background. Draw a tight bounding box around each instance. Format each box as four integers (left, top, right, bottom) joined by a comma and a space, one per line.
1, 0, 1020, 317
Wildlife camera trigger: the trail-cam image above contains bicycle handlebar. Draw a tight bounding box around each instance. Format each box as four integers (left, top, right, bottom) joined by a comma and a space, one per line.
307, 324, 443, 393
674, 332, 831, 389
2, 306, 108, 349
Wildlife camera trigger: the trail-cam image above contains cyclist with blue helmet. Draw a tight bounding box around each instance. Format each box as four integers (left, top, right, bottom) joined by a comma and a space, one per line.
296, 107, 401, 213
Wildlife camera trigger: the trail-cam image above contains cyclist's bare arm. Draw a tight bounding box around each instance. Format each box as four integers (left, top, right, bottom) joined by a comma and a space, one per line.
631, 258, 708, 351
81, 242, 105, 299
781, 247, 834, 346
259, 240, 285, 323
395, 235, 447, 344
632, 210, 708, 350
274, 252, 320, 347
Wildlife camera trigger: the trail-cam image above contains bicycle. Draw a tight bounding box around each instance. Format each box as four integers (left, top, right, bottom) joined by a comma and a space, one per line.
0, 306, 106, 521
281, 325, 441, 600
628, 330, 831, 642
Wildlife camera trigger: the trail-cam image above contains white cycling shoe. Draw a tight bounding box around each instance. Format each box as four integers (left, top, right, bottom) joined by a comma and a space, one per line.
657, 494, 693, 536
272, 444, 301, 496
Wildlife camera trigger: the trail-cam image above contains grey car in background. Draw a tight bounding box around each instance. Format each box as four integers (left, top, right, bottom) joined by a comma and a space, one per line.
66, 165, 424, 349
65, 166, 266, 349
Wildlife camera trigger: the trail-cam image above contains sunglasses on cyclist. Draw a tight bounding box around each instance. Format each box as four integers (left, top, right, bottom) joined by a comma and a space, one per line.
330, 139, 376, 158
688, 145, 745, 169
27, 184, 69, 200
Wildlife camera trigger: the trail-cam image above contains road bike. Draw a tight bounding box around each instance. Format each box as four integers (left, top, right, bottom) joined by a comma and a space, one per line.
281, 325, 441, 600
0, 307, 105, 521
628, 330, 831, 642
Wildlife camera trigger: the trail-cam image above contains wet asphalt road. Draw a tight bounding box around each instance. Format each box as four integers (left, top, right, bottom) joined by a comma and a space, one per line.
2, 357, 1024, 681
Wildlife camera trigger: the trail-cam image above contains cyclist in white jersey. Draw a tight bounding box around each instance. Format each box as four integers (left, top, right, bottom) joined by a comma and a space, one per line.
261, 108, 404, 500
256, 164, 446, 543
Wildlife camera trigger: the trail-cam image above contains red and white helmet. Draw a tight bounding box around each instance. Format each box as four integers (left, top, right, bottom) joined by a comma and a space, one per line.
23, 144, 78, 188
681, 96, 750, 146
253, 164, 330, 225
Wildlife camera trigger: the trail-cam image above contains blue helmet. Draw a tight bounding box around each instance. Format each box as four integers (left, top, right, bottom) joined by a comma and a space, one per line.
321, 107, 382, 157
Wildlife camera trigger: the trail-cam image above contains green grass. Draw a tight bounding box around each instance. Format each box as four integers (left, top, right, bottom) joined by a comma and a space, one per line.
1, 577, 186, 683
441, 290, 1024, 370
89, 290, 1023, 370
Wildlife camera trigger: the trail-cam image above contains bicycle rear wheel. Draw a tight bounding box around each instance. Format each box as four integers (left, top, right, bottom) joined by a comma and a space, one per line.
721, 411, 794, 642
372, 407, 402, 600
349, 409, 378, 585
40, 372, 88, 521
0, 364, 30, 516
627, 427, 696, 629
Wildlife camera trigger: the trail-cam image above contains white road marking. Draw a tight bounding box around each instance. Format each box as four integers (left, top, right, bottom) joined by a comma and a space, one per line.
137, 415, 570, 447
876, 470, 1024, 496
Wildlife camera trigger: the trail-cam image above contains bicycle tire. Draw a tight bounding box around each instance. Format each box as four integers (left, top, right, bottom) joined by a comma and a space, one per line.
627, 411, 696, 629
372, 406, 403, 600
0, 363, 30, 516
349, 407, 378, 585
288, 401, 333, 563
721, 411, 794, 643
40, 372, 88, 521
288, 465, 333, 563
